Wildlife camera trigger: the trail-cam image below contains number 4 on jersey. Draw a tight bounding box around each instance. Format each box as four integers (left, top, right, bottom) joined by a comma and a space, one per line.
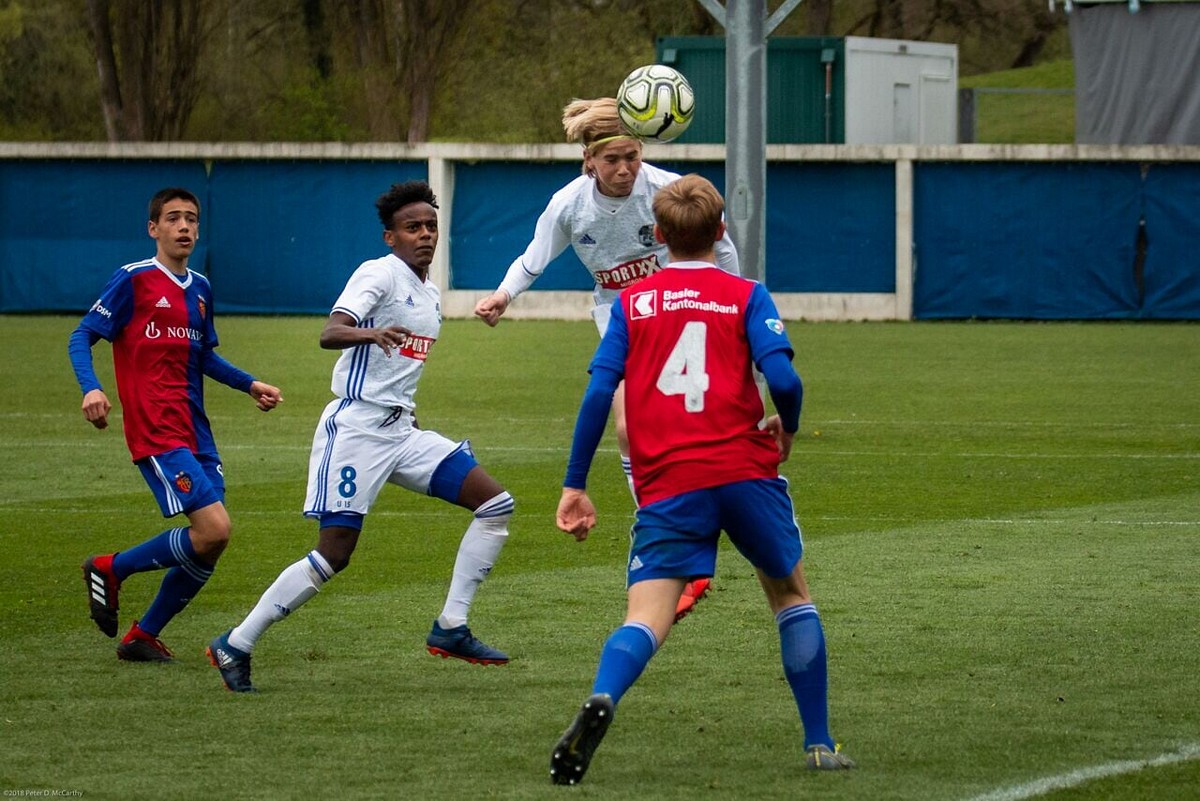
656, 321, 709, 412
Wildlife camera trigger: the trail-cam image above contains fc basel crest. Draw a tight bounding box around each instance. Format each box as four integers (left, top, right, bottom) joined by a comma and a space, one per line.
174, 471, 193, 494
638, 223, 655, 248
198, 298, 207, 320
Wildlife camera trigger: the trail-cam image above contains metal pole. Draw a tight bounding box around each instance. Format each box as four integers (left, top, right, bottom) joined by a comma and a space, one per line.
724, 0, 767, 285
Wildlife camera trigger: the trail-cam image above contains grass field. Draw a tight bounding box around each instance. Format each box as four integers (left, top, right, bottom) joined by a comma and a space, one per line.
1, 314, 1198, 800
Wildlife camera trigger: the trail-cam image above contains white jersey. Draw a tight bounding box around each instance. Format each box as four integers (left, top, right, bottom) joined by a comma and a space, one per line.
328, 253, 441, 411
498, 162, 740, 312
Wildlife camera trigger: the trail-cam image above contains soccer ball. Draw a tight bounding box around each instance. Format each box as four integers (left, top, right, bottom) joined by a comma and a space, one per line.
616, 65, 695, 143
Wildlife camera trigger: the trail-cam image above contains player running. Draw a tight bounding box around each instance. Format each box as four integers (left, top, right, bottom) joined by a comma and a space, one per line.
549, 174, 854, 784
208, 181, 513, 693
70, 187, 283, 663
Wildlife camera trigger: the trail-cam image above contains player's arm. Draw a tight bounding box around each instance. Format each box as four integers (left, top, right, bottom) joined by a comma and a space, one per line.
201, 350, 282, 412
319, 311, 411, 357
68, 325, 111, 430
746, 283, 802, 460
558, 304, 626, 540
557, 363, 620, 541
474, 201, 572, 325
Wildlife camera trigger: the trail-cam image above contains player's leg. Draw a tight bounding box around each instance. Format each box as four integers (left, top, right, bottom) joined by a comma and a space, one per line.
721, 478, 854, 769
612, 381, 711, 621
552, 490, 715, 785
209, 521, 351, 692
412, 437, 512, 664
84, 449, 225, 660
114, 499, 229, 663
210, 399, 386, 691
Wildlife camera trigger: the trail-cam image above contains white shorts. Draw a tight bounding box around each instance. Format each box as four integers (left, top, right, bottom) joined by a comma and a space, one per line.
590, 302, 612, 337
303, 398, 467, 519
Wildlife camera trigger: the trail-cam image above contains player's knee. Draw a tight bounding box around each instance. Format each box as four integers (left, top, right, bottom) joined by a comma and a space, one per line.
191, 520, 231, 561
473, 490, 514, 533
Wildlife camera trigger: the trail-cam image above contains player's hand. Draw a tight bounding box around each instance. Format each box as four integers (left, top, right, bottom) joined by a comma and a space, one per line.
556, 488, 597, 541
81, 388, 111, 429
764, 415, 794, 462
372, 325, 413, 357
250, 381, 283, 412
473, 290, 511, 327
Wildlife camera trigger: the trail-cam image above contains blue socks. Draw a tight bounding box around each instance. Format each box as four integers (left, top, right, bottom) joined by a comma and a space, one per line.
111, 527, 214, 637
592, 623, 657, 706
139, 562, 214, 635
777, 603, 833, 749
112, 527, 196, 579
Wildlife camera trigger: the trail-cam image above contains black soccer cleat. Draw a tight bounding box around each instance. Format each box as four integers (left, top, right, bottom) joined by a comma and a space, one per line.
116, 622, 175, 662
550, 693, 615, 785
82, 554, 120, 638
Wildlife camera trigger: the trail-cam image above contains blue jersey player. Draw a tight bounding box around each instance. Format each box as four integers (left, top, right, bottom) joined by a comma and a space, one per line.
69, 187, 283, 662
549, 175, 855, 785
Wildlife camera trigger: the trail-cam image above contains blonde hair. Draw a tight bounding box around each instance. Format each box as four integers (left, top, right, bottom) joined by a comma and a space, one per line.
562, 98, 640, 168
652, 174, 725, 258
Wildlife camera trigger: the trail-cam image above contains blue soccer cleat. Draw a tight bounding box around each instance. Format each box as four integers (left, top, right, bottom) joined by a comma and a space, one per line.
425, 621, 509, 665
207, 630, 257, 693
550, 693, 615, 785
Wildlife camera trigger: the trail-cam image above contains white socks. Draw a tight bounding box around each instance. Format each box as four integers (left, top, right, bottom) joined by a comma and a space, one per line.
229, 550, 333, 653
437, 492, 513, 629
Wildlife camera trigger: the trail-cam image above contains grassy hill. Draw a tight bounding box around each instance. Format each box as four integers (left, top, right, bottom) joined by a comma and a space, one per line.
959, 59, 1075, 144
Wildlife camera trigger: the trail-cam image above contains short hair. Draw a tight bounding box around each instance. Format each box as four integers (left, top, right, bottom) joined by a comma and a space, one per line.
149, 188, 200, 222
562, 97, 640, 161
376, 181, 438, 228
652, 174, 724, 258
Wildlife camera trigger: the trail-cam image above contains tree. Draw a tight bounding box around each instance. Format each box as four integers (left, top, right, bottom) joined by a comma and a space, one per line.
86, 0, 214, 141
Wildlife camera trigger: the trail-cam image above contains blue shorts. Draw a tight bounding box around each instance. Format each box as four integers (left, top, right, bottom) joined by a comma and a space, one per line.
137, 447, 225, 518
627, 476, 803, 586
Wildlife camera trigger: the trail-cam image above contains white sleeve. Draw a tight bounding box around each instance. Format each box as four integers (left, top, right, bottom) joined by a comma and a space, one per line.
331, 261, 391, 323
498, 200, 572, 300
715, 229, 741, 276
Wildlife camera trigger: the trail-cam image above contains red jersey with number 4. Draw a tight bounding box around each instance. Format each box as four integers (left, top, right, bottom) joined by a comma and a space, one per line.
618, 264, 783, 506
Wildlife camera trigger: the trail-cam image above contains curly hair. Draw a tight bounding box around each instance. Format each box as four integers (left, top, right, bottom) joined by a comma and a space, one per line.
376, 181, 438, 228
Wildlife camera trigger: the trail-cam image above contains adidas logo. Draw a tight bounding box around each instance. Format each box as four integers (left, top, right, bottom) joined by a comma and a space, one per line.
213, 647, 236, 668
629, 555, 644, 571
405, 295, 415, 307
273, 603, 292, 617
155, 296, 171, 308
579, 233, 597, 245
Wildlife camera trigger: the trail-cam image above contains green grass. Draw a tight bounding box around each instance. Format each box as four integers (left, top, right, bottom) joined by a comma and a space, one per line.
960, 59, 1075, 144
1, 315, 1198, 800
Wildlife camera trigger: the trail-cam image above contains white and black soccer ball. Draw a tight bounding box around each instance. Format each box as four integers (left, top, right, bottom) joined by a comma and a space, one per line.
616, 64, 695, 143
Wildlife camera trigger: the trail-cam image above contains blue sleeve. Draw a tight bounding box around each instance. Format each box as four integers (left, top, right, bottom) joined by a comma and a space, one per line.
745, 283, 802, 432
562, 365, 621, 489
68, 325, 103, 394
564, 302, 628, 489
202, 350, 255, 393
760, 350, 802, 433
79, 268, 134, 342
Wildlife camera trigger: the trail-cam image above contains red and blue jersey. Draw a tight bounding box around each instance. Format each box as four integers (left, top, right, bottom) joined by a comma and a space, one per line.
590, 263, 794, 506
78, 259, 221, 461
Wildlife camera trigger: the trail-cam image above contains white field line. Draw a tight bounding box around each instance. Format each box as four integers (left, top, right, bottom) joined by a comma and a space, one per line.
961, 743, 1200, 801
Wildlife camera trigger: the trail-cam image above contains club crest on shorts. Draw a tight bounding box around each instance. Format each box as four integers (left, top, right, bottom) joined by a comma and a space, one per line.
174, 471, 193, 494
